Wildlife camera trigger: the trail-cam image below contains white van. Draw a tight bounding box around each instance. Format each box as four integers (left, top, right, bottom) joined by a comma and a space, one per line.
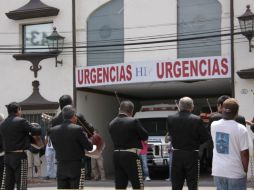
134, 104, 177, 168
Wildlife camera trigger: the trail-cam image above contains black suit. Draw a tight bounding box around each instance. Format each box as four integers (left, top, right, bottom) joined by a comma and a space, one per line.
109, 113, 148, 189
52, 112, 94, 180
0, 134, 3, 190
49, 120, 93, 189
0, 115, 41, 190
168, 111, 210, 190
51, 112, 64, 127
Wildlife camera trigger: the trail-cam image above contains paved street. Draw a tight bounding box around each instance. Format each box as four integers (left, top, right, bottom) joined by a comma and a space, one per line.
29, 187, 217, 190
27, 179, 254, 190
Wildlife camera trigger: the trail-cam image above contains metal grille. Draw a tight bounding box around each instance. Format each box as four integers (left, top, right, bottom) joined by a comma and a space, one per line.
154, 145, 160, 156
22, 113, 55, 136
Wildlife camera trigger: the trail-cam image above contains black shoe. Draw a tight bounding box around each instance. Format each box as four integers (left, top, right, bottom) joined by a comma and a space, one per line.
44, 176, 50, 180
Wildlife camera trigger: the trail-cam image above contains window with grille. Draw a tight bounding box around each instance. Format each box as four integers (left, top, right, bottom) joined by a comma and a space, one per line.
22, 112, 55, 137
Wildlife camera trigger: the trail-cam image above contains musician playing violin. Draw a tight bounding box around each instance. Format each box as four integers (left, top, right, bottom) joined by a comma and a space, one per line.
49, 105, 93, 189
209, 95, 246, 126
246, 118, 254, 132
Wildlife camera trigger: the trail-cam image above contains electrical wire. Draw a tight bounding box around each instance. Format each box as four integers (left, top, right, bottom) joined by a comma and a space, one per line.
0, 29, 243, 52
0, 36, 246, 57
0, 25, 240, 48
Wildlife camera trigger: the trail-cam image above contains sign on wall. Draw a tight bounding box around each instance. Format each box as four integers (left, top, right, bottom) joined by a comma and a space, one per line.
23, 23, 53, 53
76, 56, 231, 87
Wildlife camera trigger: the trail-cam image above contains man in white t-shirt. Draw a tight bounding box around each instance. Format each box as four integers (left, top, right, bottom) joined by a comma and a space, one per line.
211, 98, 249, 190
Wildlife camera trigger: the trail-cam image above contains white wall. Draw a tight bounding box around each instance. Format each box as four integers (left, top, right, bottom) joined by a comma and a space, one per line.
77, 90, 119, 176
0, 0, 74, 116
75, 0, 111, 68
234, 0, 254, 179
124, 0, 177, 62
234, 0, 254, 120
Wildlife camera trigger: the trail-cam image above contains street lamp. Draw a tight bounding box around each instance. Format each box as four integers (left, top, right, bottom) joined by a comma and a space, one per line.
46, 27, 65, 67
238, 5, 254, 52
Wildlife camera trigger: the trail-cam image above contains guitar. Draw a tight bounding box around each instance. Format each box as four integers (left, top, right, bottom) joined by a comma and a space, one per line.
41, 113, 54, 148
76, 117, 105, 159
41, 113, 53, 123
42, 113, 105, 159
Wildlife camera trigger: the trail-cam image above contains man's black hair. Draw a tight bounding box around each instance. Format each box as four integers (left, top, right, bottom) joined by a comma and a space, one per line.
59, 95, 73, 110
6, 102, 20, 115
217, 95, 230, 106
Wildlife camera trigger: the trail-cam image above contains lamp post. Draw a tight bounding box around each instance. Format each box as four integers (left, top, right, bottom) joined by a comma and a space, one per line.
238, 5, 254, 52
46, 27, 65, 66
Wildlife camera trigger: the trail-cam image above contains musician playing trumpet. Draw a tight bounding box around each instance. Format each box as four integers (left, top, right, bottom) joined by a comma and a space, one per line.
49, 105, 93, 189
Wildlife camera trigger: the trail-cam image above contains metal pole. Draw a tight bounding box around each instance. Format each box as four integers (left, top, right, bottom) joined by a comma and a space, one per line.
72, 0, 77, 108
230, 0, 235, 97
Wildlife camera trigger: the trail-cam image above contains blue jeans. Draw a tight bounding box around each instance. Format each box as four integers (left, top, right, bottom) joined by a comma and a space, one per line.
168, 151, 173, 179
214, 176, 247, 190
45, 147, 56, 178
139, 154, 149, 178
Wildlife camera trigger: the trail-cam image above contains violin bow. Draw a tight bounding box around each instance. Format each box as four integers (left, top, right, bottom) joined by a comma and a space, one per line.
114, 91, 121, 105
206, 98, 213, 114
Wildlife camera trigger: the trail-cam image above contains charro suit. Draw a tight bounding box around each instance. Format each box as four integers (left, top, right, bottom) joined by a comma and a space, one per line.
109, 113, 148, 190
167, 111, 210, 190
51, 112, 64, 127
0, 133, 3, 190
49, 120, 93, 189
0, 115, 41, 190
52, 112, 94, 180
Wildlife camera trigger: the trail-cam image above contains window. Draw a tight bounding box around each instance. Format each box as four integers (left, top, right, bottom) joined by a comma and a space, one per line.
177, 0, 222, 58
22, 112, 55, 136
23, 23, 53, 53
138, 118, 168, 136
87, 0, 124, 66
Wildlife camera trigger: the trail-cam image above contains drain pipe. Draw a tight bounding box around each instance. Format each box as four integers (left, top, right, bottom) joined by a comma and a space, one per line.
230, 0, 235, 97
72, 0, 77, 108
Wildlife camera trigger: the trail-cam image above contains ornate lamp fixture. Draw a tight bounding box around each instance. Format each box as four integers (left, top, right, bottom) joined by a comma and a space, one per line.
46, 27, 65, 67
238, 5, 254, 52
